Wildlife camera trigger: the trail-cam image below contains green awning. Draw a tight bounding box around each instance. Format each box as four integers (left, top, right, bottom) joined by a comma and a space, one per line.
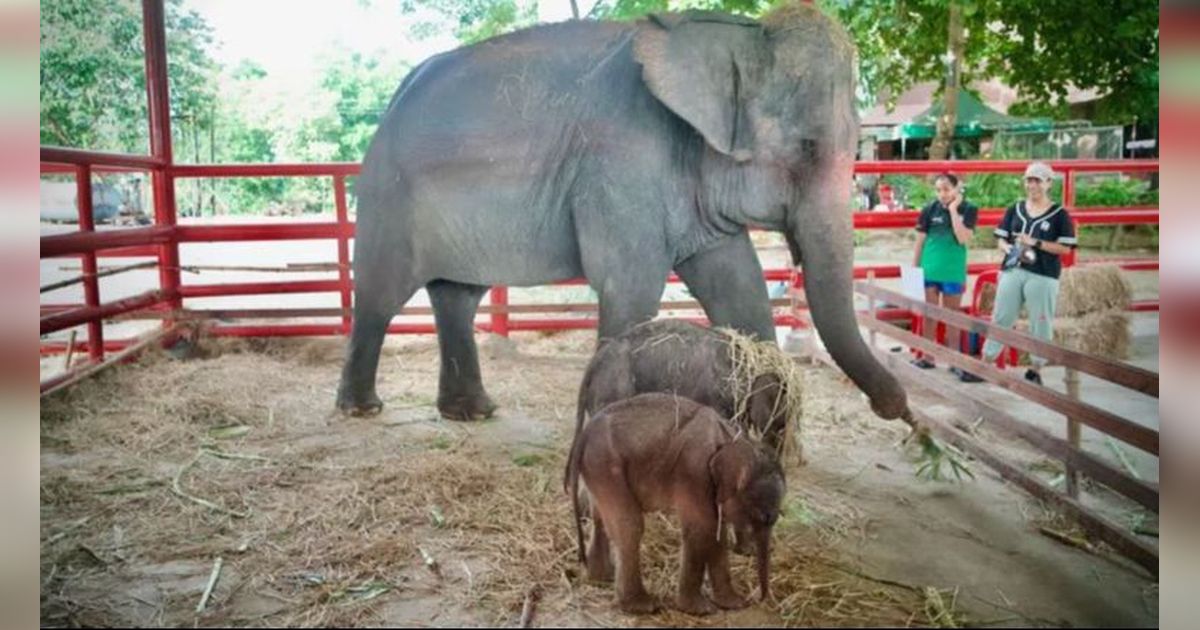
883, 91, 1052, 141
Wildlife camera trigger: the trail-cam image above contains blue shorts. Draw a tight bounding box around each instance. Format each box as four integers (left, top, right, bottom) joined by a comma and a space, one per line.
925, 280, 965, 296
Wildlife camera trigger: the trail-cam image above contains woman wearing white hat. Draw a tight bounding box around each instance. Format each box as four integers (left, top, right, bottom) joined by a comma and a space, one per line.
960, 161, 1077, 384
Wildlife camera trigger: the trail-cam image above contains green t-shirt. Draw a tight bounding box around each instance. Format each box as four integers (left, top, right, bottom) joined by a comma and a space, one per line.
916, 200, 978, 283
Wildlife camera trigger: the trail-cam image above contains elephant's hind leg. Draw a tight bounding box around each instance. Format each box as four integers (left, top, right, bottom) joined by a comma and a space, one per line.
428, 279, 498, 421
337, 277, 420, 416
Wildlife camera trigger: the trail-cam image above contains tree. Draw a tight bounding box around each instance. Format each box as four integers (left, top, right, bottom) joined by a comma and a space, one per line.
40, 0, 219, 153
819, 0, 1158, 130
400, 0, 540, 44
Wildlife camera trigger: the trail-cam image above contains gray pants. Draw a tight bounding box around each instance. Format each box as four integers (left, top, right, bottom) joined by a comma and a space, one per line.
982, 268, 1059, 368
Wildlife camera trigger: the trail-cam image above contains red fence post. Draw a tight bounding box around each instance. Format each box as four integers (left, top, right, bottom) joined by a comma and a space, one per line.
1063, 167, 1078, 268
75, 166, 104, 362
333, 176, 353, 334
142, 0, 182, 336
491, 286, 509, 337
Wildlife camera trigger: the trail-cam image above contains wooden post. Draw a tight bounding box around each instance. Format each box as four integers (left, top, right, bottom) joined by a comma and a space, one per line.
62, 330, 78, 371
1065, 367, 1082, 498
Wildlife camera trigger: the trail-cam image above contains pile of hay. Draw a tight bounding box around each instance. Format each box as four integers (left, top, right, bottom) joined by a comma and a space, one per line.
1054, 265, 1132, 360
720, 327, 806, 465
1057, 264, 1133, 316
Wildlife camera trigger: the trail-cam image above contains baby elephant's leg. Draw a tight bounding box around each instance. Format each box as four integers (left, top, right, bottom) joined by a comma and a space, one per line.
677, 520, 719, 615
706, 540, 748, 610
592, 483, 657, 614
586, 504, 615, 583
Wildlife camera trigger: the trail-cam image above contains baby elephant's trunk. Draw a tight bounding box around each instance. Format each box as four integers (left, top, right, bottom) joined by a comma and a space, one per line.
756, 528, 771, 601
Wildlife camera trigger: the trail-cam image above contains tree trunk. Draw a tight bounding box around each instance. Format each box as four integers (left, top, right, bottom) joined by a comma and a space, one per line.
929, 2, 965, 161
569, 0, 580, 20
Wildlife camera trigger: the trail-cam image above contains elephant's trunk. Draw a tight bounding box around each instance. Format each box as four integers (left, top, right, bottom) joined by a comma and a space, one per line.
756, 527, 771, 601
787, 160, 909, 422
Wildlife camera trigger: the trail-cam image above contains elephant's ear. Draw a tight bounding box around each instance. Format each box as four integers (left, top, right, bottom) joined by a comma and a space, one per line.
635, 12, 764, 162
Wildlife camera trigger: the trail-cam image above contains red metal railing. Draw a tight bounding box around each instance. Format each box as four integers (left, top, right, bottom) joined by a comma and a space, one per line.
38, 1, 1160, 392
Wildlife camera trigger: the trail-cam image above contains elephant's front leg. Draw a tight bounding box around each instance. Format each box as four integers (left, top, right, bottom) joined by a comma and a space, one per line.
428, 280, 497, 421
706, 535, 748, 610
674, 231, 776, 342
676, 501, 733, 615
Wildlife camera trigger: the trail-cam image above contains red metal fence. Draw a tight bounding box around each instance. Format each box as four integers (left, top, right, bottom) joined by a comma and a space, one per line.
38, 0, 1160, 394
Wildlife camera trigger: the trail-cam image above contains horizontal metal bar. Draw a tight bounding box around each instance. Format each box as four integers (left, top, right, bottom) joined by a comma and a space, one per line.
857, 282, 1160, 398
178, 280, 343, 298
40, 146, 165, 170
41, 226, 176, 258
170, 162, 361, 178
854, 159, 1159, 175
39, 289, 172, 335
858, 313, 1158, 454
175, 223, 353, 242
40, 339, 133, 356
40, 260, 158, 294
851, 209, 1158, 229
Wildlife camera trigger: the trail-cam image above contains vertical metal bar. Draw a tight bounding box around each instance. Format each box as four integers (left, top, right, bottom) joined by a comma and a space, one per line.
334, 175, 353, 334
142, 0, 182, 325
491, 286, 509, 338
1062, 168, 1077, 268
788, 267, 796, 331
1065, 367, 1082, 498
76, 165, 104, 362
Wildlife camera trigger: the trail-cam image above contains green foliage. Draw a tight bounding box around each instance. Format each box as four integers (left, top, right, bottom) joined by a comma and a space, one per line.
591, 0, 771, 20
819, 0, 1158, 125
40, 0, 218, 153
400, 0, 539, 43
1073, 176, 1158, 207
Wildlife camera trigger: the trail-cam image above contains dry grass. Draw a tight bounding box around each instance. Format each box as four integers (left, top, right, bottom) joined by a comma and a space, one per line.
40, 330, 939, 627
1057, 265, 1132, 317
721, 327, 807, 464
1053, 310, 1131, 360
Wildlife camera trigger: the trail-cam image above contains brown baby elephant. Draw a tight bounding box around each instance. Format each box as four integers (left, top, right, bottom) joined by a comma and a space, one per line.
565, 393, 785, 615
576, 319, 799, 460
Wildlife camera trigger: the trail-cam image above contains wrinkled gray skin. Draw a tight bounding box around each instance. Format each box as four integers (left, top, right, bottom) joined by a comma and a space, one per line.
336, 4, 909, 424
576, 319, 795, 457
565, 393, 784, 615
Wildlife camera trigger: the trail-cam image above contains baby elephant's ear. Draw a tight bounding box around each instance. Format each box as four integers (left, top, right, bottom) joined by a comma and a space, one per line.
634, 14, 765, 161
709, 442, 753, 504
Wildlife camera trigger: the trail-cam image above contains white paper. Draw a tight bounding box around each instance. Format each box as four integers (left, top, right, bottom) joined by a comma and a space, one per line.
900, 265, 926, 302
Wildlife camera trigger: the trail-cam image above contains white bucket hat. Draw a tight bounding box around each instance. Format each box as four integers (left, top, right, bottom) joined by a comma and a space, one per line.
1024, 161, 1055, 181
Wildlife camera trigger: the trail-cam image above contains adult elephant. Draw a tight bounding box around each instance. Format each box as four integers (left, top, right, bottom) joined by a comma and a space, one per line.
337, 3, 910, 424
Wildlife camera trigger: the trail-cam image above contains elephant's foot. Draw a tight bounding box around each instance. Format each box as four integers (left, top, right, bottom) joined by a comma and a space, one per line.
709, 588, 748, 611
618, 592, 660, 615
675, 593, 717, 616
437, 391, 498, 422
337, 386, 383, 417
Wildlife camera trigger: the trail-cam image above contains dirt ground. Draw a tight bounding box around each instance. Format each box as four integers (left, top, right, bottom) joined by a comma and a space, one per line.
40, 324, 1158, 627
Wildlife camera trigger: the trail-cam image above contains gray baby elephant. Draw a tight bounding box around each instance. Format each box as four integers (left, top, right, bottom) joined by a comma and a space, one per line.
577, 319, 799, 459
565, 393, 785, 615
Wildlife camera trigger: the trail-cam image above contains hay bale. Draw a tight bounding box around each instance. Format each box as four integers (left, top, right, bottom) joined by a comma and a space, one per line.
719, 327, 806, 465
1057, 265, 1132, 317
1053, 310, 1131, 360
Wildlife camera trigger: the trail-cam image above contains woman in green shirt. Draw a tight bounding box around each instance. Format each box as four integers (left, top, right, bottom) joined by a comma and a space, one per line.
911, 173, 977, 369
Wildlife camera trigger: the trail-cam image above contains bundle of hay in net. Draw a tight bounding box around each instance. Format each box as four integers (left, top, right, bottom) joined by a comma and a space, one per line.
1053, 310, 1131, 360
1057, 264, 1133, 317
718, 327, 806, 464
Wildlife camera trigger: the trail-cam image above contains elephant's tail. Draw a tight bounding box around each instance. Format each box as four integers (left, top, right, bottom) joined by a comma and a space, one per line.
564, 361, 596, 494
564, 416, 589, 565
